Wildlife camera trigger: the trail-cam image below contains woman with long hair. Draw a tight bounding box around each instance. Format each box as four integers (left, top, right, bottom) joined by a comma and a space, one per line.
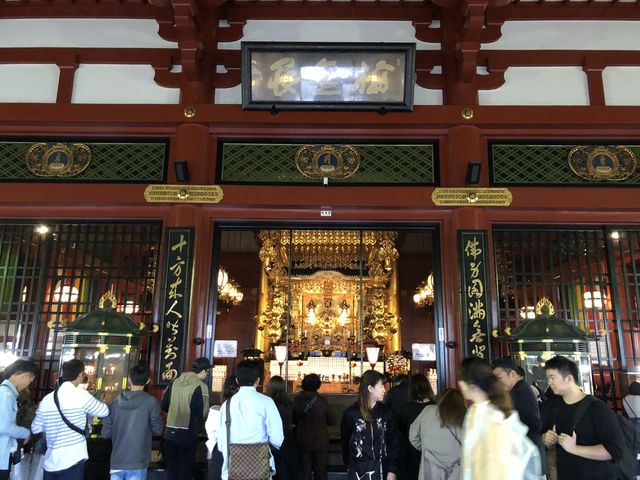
341, 369, 398, 480
396, 374, 436, 480
458, 357, 541, 480
266, 375, 299, 480
409, 388, 467, 480
267, 376, 294, 431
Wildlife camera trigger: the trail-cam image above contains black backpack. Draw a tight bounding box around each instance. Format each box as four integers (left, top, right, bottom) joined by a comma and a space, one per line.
572, 395, 636, 480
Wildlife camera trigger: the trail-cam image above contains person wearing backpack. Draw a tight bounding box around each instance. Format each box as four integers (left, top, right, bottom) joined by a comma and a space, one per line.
542, 355, 626, 480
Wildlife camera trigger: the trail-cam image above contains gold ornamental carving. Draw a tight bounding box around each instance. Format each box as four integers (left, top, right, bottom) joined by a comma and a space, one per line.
295, 145, 361, 180
98, 290, 118, 309
568, 145, 636, 181
431, 188, 512, 207
256, 230, 401, 346
535, 297, 555, 316
144, 185, 223, 204
26, 142, 92, 177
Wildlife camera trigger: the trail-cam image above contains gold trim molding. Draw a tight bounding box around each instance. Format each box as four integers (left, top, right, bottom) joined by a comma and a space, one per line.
144, 185, 224, 204
431, 188, 512, 206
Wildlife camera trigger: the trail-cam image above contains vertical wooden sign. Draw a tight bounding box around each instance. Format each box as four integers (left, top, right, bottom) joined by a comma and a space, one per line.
458, 231, 492, 359
157, 228, 194, 385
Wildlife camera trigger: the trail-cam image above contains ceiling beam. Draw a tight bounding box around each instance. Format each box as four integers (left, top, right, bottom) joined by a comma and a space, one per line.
219, 2, 436, 22
2, 1, 638, 22
0, 4, 172, 19
487, 2, 640, 21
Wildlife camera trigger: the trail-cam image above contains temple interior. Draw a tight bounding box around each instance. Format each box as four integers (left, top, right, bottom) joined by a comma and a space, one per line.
212, 228, 438, 395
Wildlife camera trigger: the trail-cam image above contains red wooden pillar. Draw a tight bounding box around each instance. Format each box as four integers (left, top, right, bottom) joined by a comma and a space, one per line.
440, 124, 487, 188
171, 123, 214, 184
165, 123, 214, 368
439, 125, 496, 386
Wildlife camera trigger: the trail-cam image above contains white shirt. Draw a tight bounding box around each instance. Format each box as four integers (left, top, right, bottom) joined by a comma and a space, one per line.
205, 405, 221, 457
217, 386, 284, 480
623, 394, 640, 418
31, 381, 109, 472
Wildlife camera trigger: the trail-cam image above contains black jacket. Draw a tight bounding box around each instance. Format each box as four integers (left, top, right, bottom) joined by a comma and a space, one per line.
341, 402, 398, 480
383, 380, 409, 423
511, 380, 542, 443
511, 379, 546, 474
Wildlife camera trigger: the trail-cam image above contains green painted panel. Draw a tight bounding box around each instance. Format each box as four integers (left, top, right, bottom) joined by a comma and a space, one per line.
0, 140, 167, 182
492, 143, 640, 185
220, 142, 436, 184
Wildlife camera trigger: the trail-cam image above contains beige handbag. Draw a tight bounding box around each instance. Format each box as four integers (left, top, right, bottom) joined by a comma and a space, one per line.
225, 397, 271, 480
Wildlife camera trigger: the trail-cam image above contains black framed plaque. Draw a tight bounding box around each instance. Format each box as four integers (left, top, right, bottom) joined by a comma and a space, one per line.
241, 42, 415, 111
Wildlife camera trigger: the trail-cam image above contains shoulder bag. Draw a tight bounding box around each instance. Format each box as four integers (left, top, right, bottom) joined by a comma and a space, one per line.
53, 384, 89, 437
225, 396, 271, 480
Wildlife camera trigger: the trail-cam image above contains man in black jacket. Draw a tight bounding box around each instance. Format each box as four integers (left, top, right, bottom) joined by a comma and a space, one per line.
383, 374, 409, 423
492, 357, 546, 474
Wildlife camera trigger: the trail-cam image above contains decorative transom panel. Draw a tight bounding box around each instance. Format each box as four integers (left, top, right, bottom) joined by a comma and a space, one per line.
491, 143, 640, 185
0, 140, 168, 182
219, 142, 436, 185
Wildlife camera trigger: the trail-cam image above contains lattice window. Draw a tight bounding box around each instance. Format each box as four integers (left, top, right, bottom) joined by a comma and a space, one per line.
219, 142, 436, 184
0, 222, 161, 397
0, 141, 167, 182
494, 226, 640, 409
491, 143, 640, 185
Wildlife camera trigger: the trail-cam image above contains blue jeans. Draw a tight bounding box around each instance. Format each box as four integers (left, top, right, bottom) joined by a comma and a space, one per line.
110, 470, 147, 480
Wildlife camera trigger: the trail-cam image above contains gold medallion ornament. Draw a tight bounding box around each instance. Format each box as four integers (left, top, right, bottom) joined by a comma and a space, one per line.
568, 145, 636, 181
295, 145, 360, 180
144, 184, 223, 203
26, 143, 92, 177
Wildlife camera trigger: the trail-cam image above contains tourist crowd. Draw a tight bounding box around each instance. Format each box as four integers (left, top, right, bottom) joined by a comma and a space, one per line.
0, 354, 637, 480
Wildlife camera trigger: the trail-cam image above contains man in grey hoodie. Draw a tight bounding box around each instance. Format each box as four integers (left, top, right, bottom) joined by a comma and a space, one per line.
102, 364, 163, 480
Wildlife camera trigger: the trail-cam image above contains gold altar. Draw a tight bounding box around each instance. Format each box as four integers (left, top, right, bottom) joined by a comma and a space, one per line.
254, 230, 403, 385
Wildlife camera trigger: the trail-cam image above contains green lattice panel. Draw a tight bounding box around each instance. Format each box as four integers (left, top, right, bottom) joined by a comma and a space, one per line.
492, 144, 640, 185
0, 141, 167, 182
220, 143, 436, 184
